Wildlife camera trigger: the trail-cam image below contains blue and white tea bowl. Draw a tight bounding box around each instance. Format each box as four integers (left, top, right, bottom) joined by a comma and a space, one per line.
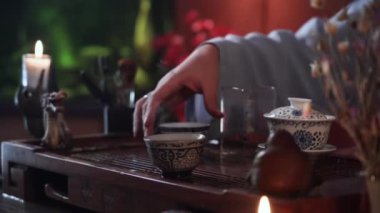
144, 133, 206, 175
264, 97, 335, 150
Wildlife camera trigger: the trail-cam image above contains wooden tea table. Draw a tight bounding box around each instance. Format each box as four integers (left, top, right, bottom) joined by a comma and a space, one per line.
1, 134, 367, 212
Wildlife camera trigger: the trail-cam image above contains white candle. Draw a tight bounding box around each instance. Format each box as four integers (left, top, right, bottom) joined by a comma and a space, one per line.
258, 196, 271, 213
22, 40, 51, 90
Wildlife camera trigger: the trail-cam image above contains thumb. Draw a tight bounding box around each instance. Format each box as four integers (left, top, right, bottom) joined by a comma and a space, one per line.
203, 86, 223, 119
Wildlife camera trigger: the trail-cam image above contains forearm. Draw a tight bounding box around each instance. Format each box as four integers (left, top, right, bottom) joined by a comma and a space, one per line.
151, 44, 219, 107
165, 44, 219, 94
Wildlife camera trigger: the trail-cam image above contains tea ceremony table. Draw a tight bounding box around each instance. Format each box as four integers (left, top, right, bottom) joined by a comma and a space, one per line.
1, 133, 368, 212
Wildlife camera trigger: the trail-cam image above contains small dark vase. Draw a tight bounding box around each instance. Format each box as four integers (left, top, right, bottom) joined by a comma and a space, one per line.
250, 130, 312, 197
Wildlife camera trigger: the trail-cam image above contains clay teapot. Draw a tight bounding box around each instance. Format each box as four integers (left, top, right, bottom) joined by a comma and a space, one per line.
250, 130, 312, 196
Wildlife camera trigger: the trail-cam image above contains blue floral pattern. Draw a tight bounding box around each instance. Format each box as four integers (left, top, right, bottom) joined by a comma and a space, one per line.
291, 109, 302, 117
147, 147, 203, 173
266, 118, 333, 150
293, 130, 313, 150
265, 106, 328, 120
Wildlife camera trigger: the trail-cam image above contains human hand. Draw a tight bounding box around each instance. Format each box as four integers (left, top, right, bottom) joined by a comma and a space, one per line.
133, 44, 224, 137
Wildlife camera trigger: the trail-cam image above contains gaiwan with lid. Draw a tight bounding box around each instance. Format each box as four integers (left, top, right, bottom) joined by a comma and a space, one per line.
263, 97, 335, 150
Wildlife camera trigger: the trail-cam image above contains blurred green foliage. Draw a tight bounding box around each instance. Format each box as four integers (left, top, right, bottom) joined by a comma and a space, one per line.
0, 0, 173, 100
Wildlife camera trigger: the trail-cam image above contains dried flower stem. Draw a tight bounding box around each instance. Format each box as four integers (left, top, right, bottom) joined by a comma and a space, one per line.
313, 2, 380, 176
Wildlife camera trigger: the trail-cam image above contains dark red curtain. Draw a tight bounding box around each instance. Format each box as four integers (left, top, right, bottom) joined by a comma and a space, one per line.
175, 0, 350, 34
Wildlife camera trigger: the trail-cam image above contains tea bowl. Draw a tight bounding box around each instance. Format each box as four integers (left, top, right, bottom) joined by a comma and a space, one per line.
144, 133, 206, 178
264, 98, 335, 151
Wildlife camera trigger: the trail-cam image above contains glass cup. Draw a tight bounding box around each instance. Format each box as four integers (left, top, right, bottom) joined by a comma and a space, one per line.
219, 85, 276, 157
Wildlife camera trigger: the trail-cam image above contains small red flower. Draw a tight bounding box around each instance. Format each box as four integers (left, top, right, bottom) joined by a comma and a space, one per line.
191, 20, 204, 33
152, 31, 176, 51
170, 34, 185, 46
184, 9, 199, 26
202, 19, 215, 31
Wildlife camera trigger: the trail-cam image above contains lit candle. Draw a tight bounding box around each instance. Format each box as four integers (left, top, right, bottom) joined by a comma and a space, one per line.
22, 40, 51, 90
258, 196, 271, 213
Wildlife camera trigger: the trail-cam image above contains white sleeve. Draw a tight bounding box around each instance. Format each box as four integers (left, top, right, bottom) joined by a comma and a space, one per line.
205, 30, 325, 109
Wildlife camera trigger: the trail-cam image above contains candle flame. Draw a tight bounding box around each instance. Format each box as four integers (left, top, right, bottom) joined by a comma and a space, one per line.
35, 40, 43, 57
258, 196, 271, 213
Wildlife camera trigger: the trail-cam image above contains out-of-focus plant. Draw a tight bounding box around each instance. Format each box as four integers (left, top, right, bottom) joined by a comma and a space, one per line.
310, 2, 380, 177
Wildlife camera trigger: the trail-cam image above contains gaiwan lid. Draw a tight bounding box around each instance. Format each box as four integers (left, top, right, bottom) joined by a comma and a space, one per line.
264, 97, 332, 121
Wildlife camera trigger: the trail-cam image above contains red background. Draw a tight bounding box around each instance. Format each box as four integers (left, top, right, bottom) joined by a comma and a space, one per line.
175, 0, 350, 34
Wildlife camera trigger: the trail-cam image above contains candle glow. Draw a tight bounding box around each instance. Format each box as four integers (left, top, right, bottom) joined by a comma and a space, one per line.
258, 196, 271, 213
35, 40, 43, 57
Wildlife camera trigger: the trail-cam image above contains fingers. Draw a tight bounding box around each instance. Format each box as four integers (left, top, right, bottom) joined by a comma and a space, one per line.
203, 85, 224, 119
142, 92, 160, 136
134, 72, 183, 137
134, 82, 221, 138
134, 91, 166, 137
133, 95, 148, 138
142, 76, 177, 135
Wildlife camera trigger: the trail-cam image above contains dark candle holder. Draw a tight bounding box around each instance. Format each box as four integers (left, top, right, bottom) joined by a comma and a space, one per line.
15, 66, 58, 138
14, 71, 46, 138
